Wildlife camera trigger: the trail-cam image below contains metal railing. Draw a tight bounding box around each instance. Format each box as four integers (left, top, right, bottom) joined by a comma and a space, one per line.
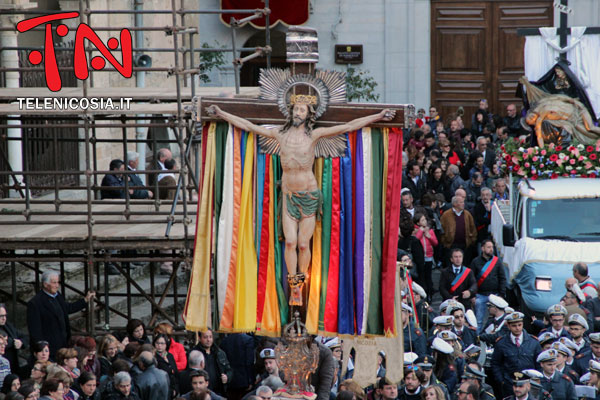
0, 0, 272, 333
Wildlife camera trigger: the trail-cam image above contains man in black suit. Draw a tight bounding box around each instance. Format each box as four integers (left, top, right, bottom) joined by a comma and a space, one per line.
100, 159, 128, 199
474, 136, 496, 170
0, 304, 26, 375
126, 151, 153, 199
402, 160, 426, 204
439, 248, 477, 310
26, 270, 95, 358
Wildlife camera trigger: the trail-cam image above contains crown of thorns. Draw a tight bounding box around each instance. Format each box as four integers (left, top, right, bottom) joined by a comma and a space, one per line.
290, 94, 318, 105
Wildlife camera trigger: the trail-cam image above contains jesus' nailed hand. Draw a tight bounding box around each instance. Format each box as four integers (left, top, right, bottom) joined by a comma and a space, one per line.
206, 102, 395, 305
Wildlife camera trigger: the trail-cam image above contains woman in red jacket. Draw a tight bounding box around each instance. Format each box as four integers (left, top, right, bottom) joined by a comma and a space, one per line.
154, 322, 187, 371
414, 213, 438, 303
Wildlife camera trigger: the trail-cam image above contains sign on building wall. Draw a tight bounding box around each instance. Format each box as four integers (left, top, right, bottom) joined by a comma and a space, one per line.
334, 45, 363, 64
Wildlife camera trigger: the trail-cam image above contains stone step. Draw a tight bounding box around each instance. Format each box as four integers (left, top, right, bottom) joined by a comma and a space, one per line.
97, 268, 189, 317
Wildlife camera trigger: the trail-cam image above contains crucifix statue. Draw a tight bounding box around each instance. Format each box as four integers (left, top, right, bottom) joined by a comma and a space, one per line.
198, 26, 408, 312
207, 95, 395, 305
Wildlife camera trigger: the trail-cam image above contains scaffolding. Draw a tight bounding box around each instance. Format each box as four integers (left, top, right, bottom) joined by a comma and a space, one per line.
0, 0, 272, 335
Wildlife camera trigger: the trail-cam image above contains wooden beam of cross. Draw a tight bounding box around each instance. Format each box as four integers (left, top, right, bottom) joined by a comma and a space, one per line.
517, 0, 600, 62
198, 96, 408, 128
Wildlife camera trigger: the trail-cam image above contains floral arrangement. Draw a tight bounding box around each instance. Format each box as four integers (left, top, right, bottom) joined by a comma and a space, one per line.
500, 138, 600, 179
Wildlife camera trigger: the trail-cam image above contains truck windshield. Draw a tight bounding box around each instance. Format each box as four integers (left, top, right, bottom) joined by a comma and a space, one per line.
527, 197, 600, 240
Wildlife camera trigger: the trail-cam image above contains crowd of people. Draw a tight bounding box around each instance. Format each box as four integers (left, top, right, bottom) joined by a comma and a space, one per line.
100, 148, 178, 201
2, 101, 599, 400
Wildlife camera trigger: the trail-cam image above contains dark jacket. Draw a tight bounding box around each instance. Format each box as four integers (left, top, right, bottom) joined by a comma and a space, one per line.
100, 174, 126, 199
452, 326, 477, 348
404, 323, 427, 356
101, 380, 141, 400
0, 322, 26, 375
473, 202, 493, 243
135, 365, 170, 400
479, 314, 509, 345
311, 342, 335, 400
540, 371, 576, 400
469, 254, 506, 297
182, 391, 224, 400
491, 332, 542, 394
439, 266, 477, 309
195, 344, 232, 396
156, 352, 179, 396
402, 174, 426, 203
220, 333, 255, 390
26, 291, 87, 358
127, 167, 151, 199
178, 368, 198, 397
398, 236, 425, 281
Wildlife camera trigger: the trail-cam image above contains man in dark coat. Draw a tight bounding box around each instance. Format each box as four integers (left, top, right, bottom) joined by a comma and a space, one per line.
126, 151, 152, 199
135, 351, 169, 400
0, 304, 26, 375
193, 329, 232, 396
26, 270, 94, 358
470, 239, 506, 333
439, 248, 477, 310
311, 340, 335, 400
101, 159, 128, 199
491, 312, 542, 398
402, 161, 426, 204
220, 333, 255, 399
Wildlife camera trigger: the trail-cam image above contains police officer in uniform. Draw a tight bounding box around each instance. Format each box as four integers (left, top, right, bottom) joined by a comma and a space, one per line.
502, 372, 534, 400
402, 302, 427, 356
462, 364, 495, 400
480, 294, 510, 345
574, 333, 600, 376
429, 316, 455, 351
552, 342, 580, 384
413, 282, 437, 335
417, 355, 452, 400
588, 360, 600, 400
538, 333, 558, 350
537, 349, 577, 400
566, 314, 590, 356
433, 337, 459, 393
491, 312, 542, 398
450, 304, 478, 348
538, 305, 571, 339
522, 369, 552, 400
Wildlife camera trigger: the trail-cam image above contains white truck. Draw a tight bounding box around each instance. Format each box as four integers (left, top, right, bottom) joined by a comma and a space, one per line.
491, 178, 600, 317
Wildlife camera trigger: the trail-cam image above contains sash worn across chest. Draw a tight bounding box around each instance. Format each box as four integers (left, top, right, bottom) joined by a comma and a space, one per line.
477, 256, 498, 287
450, 268, 471, 294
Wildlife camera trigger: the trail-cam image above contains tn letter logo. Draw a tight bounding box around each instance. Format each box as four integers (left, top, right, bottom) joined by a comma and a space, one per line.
17, 12, 133, 92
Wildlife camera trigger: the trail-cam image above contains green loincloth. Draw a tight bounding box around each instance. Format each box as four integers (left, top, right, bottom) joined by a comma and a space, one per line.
285, 190, 322, 222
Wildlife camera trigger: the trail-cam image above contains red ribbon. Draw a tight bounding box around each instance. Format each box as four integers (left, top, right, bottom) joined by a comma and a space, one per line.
324, 158, 341, 333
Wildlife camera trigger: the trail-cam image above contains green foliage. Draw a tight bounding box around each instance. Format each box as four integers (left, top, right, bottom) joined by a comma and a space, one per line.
344, 67, 380, 102
198, 42, 226, 83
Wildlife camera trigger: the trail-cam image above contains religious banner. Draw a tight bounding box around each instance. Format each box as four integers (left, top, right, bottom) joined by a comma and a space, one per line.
184, 122, 404, 337
220, 0, 309, 29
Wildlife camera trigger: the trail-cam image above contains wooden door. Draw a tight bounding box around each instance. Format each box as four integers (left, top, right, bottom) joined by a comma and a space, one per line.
431, 1, 553, 124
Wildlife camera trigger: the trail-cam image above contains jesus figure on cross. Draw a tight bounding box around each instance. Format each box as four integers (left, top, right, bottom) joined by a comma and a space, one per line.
207, 96, 395, 305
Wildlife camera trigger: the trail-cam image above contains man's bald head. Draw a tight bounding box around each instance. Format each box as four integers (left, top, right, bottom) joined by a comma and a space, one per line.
157, 148, 172, 163
455, 188, 467, 199
138, 351, 155, 369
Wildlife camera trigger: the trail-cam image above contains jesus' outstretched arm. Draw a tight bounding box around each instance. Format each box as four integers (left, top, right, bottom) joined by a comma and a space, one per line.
311, 108, 396, 140
206, 105, 277, 138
